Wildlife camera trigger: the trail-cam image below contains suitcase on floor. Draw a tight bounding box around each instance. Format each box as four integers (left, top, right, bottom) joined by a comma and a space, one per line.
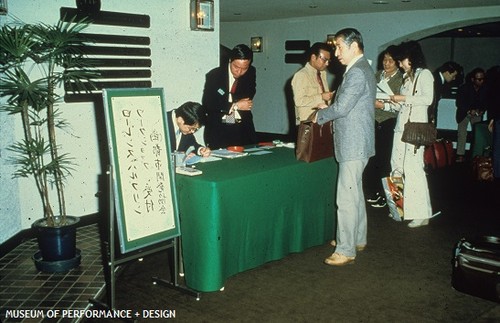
424, 139, 454, 170
451, 236, 500, 303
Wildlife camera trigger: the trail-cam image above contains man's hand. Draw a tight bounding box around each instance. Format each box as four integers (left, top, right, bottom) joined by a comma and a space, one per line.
322, 91, 334, 102
199, 147, 211, 157
236, 98, 253, 110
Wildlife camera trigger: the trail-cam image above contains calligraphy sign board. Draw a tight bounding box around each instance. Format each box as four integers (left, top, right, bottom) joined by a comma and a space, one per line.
103, 88, 180, 253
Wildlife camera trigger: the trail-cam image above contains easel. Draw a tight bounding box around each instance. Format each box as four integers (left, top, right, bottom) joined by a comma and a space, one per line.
90, 167, 199, 312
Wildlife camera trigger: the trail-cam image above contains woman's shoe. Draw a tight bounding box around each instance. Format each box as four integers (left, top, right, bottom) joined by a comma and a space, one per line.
407, 219, 429, 228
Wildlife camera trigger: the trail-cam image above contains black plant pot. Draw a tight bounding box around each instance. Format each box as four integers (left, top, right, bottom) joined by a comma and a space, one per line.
32, 216, 81, 272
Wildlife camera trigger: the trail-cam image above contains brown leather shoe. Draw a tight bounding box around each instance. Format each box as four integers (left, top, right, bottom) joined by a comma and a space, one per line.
324, 252, 355, 266
330, 240, 365, 251
356, 244, 366, 251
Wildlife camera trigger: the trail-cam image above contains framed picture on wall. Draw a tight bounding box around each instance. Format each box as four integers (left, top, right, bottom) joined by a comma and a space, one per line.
190, 0, 214, 31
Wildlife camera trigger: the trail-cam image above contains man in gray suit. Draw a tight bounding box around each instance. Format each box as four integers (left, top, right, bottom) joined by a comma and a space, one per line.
315, 28, 376, 266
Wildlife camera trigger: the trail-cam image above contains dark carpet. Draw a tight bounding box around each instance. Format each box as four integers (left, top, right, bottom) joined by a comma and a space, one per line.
88, 161, 500, 323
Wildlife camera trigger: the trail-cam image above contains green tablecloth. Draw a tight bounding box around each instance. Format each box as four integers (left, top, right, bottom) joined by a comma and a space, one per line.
175, 148, 337, 292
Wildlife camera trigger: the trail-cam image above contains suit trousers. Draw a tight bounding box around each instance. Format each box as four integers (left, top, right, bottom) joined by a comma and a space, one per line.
457, 114, 482, 156
363, 118, 397, 194
335, 158, 369, 258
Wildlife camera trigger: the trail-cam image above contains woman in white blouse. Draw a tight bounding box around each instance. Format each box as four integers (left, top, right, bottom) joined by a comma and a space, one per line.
389, 41, 434, 228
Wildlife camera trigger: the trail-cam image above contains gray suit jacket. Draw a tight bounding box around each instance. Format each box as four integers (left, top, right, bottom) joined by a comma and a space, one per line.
317, 56, 376, 163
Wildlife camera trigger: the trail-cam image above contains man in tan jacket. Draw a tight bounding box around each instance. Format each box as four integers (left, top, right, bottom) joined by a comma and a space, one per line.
291, 42, 334, 127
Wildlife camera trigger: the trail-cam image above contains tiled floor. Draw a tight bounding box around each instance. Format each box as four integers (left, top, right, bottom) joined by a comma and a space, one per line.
0, 224, 105, 323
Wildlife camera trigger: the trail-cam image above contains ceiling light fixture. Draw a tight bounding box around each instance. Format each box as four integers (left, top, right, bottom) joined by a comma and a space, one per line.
372, 1, 389, 4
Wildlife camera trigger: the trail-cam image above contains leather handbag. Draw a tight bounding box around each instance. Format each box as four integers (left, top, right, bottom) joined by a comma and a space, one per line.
472, 155, 493, 182
400, 71, 437, 151
401, 119, 437, 149
295, 112, 333, 163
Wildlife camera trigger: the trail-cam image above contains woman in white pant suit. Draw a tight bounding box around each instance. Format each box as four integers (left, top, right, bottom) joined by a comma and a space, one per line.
389, 41, 434, 228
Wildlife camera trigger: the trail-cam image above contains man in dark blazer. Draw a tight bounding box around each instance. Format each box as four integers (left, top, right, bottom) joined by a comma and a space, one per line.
166, 101, 211, 157
315, 28, 376, 266
431, 61, 462, 123
202, 44, 257, 149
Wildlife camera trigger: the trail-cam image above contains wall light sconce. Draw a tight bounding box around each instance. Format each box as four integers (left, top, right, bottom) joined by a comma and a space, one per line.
326, 34, 335, 47
251, 37, 263, 52
190, 0, 214, 31
0, 0, 8, 15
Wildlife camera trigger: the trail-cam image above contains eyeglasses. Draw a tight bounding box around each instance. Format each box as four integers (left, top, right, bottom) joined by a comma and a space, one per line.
186, 125, 200, 133
182, 123, 200, 133
318, 55, 331, 63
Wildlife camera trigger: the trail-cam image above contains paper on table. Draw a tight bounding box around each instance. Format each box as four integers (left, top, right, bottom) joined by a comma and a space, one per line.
211, 149, 248, 159
249, 150, 273, 155
185, 155, 222, 165
244, 147, 263, 152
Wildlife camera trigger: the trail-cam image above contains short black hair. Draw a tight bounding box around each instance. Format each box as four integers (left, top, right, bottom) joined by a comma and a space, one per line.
334, 28, 364, 52
377, 45, 399, 70
438, 61, 462, 74
469, 67, 485, 77
174, 102, 206, 126
230, 44, 253, 63
307, 42, 332, 59
384, 45, 398, 60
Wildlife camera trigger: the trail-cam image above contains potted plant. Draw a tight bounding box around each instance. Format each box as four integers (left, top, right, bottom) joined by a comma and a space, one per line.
0, 17, 97, 272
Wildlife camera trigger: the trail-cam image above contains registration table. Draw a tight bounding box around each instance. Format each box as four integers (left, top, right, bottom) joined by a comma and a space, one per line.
175, 147, 338, 292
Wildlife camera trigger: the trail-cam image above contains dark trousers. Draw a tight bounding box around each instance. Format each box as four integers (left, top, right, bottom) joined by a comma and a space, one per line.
494, 119, 500, 178
364, 118, 397, 194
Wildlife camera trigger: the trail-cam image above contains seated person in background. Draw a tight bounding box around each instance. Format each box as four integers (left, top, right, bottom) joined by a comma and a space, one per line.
455, 68, 488, 162
167, 101, 211, 158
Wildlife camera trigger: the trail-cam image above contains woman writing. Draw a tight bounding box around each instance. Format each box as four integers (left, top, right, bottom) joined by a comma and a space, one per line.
389, 41, 434, 228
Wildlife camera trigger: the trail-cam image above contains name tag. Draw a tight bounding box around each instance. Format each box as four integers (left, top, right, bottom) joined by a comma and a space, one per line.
218, 88, 225, 96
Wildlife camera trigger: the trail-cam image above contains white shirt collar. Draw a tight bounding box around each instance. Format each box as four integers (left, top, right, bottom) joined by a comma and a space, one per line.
171, 110, 181, 149
439, 72, 445, 84
345, 54, 363, 73
228, 62, 236, 102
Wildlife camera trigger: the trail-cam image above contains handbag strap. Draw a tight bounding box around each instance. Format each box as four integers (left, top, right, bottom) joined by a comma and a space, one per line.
407, 70, 421, 122
306, 109, 318, 122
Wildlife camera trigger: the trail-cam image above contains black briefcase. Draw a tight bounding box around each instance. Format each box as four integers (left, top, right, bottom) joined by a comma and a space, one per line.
451, 236, 500, 303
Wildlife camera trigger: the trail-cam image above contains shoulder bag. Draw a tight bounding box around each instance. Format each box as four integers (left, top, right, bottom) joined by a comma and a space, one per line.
401, 71, 437, 152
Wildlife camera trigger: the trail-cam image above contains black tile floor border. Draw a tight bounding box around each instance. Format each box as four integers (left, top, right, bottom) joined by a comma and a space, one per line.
0, 224, 106, 323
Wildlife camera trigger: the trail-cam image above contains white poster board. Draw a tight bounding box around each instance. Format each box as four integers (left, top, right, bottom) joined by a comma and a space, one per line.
102, 88, 180, 253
